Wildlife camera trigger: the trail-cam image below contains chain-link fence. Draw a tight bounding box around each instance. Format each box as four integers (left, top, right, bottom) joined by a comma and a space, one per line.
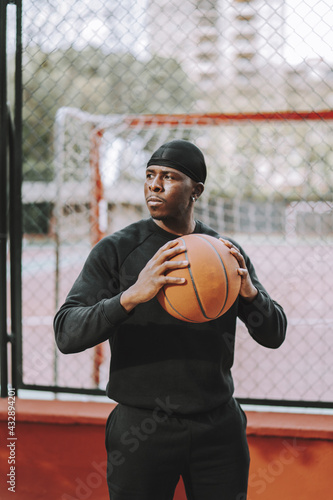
6, 0, 333, 406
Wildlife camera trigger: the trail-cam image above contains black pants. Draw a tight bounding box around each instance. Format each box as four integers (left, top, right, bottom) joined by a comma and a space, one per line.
105, 397, 250, 500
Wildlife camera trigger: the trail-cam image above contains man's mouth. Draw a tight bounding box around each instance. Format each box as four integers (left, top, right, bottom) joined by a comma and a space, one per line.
146, 196, 165, 206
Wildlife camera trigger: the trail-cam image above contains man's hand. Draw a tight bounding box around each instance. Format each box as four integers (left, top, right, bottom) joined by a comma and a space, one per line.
120, 240, 188, 312
219, 238, 258, 302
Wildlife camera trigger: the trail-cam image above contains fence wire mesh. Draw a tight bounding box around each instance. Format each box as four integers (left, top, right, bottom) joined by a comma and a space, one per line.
6, 0, 333, 405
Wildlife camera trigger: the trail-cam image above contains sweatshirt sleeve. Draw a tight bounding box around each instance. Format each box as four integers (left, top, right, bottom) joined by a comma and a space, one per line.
53, 238, 130, 354
235, 242, 287, 349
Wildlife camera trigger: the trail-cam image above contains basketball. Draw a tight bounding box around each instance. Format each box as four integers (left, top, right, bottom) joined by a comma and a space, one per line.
157, 234, 241, 323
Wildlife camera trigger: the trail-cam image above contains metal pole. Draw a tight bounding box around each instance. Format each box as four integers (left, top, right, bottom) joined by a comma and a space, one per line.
0, 0, 9, 398
9, 0, 23, 393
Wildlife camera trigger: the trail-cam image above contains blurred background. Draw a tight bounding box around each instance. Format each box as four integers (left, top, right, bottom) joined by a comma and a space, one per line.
4, 0, 333, 407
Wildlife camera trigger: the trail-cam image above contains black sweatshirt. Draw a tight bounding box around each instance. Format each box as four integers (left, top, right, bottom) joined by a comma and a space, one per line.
54, 218, 287, 414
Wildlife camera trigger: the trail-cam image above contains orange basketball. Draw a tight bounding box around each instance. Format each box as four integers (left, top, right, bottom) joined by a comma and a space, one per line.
157, 234, 241, 323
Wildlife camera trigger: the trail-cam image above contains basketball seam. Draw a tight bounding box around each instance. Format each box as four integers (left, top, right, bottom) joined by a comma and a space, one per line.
194, 235, 229, 318
181, 237, 209, 320
161, 287, 197, 322
160, 237, 199, 322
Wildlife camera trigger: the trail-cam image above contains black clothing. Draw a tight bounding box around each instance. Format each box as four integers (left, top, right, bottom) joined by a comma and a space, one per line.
105, 397, 249, 500
54, 217, 286, 415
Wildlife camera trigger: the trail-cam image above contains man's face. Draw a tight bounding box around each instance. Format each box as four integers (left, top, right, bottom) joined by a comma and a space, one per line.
144, 165, 195, 222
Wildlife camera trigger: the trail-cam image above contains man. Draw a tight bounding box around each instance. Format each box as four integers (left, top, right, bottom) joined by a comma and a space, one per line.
54, 139, 287, 500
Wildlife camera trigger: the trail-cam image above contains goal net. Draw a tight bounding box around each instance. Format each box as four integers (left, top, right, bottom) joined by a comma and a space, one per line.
53, 106, 333, 242
53, 106, 333, 397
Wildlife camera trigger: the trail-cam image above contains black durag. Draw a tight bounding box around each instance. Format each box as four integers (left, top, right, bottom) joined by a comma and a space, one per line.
147, 140, 207, 184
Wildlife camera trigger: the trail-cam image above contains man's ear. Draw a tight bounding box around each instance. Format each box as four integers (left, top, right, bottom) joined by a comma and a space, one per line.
193, 182, 204, 200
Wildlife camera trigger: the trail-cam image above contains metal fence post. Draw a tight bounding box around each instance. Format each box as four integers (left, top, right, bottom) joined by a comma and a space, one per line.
0, 0, 23, 397
0, 0, 9, 398
9, 0, 23, 395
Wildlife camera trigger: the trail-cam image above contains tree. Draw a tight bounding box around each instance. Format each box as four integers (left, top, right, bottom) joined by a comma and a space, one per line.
20, 45, 199, 181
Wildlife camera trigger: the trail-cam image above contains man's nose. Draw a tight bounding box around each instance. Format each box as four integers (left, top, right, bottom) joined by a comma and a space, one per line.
150, 176, 163, 191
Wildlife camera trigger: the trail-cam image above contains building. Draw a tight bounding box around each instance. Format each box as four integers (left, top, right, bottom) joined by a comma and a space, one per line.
146, 0, 286, 91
